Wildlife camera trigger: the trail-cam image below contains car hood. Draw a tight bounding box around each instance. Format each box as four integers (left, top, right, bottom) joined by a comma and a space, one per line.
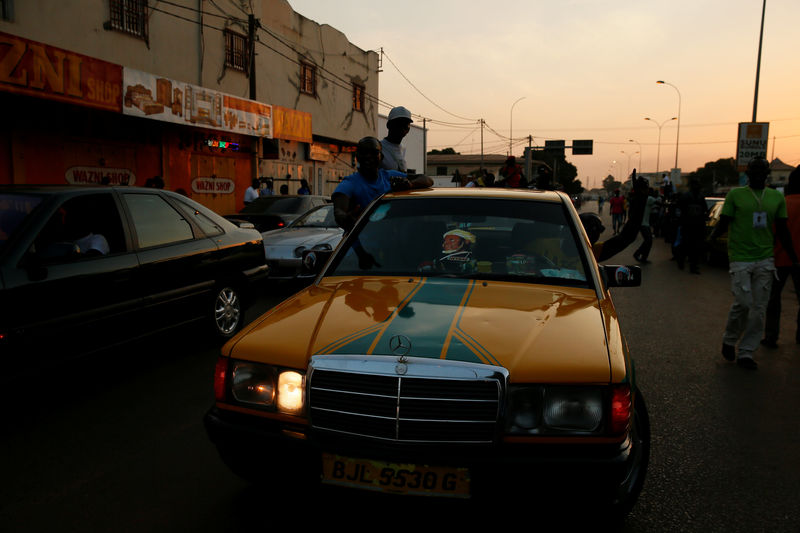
261, 227, 343, 247
228, 276, 615, 383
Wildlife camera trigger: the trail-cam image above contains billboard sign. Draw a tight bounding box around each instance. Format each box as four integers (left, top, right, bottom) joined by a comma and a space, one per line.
736, 122, 769, 171
123, 68, 272, 138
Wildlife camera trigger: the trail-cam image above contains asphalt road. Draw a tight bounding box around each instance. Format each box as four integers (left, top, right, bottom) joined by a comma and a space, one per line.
1, 211, 798, 532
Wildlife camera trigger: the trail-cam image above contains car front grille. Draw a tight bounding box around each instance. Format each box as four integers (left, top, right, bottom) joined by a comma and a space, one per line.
308, 357, 505, 444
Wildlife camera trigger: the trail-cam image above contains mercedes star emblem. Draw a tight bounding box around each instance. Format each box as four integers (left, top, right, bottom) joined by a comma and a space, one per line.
389, 334, 412, 361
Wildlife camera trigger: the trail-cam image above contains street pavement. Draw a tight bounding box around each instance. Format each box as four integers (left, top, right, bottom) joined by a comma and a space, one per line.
581, 202, 800, 532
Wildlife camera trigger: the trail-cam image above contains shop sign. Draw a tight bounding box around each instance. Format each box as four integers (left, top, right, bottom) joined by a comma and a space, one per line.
308, 143, 330, 162
191, 176, 235, 194
123, 68, 272, 138
736, 122, 769, 171
65, 166, 136, 186
0, 31, 122, 112
273, 105, 312, 143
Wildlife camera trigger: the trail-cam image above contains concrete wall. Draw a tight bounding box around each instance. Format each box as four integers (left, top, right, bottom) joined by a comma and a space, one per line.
0, 0, 378, 144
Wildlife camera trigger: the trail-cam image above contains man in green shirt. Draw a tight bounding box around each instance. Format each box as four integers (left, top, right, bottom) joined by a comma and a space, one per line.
710, 157, 799, 369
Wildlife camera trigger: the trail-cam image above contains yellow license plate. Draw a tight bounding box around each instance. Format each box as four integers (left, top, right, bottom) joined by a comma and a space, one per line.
321, 453, 470, 498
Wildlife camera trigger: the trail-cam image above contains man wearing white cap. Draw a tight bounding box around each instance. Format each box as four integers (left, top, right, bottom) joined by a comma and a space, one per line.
381, 106, 413, 172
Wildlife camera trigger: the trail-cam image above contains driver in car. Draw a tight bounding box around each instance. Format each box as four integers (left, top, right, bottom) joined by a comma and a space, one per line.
437, 229, 477, 272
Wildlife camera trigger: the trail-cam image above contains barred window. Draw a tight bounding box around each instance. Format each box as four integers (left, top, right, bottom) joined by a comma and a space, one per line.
225, 29, 249, 72
300, 63, 315, 95
352, 83, 365, 112
0, 0, 14, 21
108, 0, 148, 40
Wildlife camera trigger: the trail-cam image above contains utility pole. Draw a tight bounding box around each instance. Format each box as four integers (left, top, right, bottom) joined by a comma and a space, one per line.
248, 15, 257, 100
480, 119, 484, 171
248, 14, 258, 181
752, 0, 766, 122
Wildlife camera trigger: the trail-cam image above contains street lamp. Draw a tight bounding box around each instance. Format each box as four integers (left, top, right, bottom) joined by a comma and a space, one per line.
509, 97, 526, 155
644, 116, 677, 173
628, 139, 642, 171
657, 80, 681, 170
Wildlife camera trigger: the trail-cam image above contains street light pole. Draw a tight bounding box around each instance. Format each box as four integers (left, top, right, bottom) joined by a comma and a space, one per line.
628, 139, 642, 171
509, 97, 526, 155
644, 117, 677, 173
657, 80, 681, 170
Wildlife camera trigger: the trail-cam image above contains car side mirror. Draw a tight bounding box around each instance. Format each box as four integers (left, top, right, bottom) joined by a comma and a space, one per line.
300, 249, 334, 277
228, 218, 255, 230
602, 265, 641, 287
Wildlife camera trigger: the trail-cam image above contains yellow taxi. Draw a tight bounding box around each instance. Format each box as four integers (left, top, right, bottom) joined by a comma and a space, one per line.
204, 188, 649, 519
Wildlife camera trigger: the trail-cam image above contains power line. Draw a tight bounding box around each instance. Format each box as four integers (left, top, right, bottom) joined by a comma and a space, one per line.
380, 50, 478, 123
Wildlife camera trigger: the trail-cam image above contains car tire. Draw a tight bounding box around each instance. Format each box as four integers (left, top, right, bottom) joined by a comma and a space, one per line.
211, 284, 243, 339
607, 387, 651, 522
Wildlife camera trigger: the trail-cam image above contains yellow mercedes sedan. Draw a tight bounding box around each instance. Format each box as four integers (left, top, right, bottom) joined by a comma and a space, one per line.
204, 188, 649, 519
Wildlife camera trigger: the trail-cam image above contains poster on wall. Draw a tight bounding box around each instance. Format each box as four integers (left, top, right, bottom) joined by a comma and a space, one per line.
122, 68, 272, 138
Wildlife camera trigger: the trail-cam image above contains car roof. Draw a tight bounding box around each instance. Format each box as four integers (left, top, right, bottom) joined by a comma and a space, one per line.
384, 187, 568, 203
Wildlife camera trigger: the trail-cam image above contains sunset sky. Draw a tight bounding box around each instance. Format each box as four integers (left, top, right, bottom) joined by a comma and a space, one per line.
287, 0, 799, 189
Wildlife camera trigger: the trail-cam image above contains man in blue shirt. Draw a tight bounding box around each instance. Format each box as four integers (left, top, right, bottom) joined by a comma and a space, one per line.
333, 137, 431, 233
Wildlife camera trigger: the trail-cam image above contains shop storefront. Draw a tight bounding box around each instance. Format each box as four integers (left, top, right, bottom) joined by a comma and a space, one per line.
0, 31, 271, 215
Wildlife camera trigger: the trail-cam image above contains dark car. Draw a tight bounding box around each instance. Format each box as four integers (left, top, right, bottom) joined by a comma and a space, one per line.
227, 195, 330, 233
205, 188, 648, 520
0, 186, 268, 374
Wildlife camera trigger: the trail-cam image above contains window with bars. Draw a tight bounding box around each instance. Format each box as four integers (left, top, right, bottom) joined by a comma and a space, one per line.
0, 0, 14, 21
300, 63, 315, 96
352, 83, 365, 112
224, 29, 249, 72
108, 0, 148, 41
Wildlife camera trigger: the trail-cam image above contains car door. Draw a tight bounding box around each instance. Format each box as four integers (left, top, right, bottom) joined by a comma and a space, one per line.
121, 191, 220, 333
1, 191, 141, 362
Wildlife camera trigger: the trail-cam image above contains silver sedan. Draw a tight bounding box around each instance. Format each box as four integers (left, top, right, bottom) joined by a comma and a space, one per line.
261, 204, 343, 279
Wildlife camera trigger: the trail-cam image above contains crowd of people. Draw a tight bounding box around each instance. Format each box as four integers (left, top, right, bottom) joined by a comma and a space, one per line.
243, 176, 313, 204
587, 160, 800, 371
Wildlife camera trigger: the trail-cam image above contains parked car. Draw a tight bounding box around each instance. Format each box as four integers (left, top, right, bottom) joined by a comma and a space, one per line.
205, 188, 649, 519
261, 204, 344, 279
0, 186, 268, 374
227, 195, 330, 233
705, 198, 728, 264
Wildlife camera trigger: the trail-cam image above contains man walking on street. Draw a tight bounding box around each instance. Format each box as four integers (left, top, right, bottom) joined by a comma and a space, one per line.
633, 187, 660, 263
675, 179, 707, 273
710, 157, 799, 369
762, 167, 800, 348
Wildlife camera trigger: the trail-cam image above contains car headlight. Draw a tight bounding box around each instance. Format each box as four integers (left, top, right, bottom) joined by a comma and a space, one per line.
277, 371, 304, 414
543, 387, 603, 431
229, 360, 305, 414
294, 246, 306, 258
506, 385, 604, 435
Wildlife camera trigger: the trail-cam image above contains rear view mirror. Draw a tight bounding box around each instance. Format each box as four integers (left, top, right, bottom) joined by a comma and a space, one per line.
602, 265, 641, 287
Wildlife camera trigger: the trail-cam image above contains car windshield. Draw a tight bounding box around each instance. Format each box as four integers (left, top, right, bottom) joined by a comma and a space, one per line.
290, 205, 336, 228
328, 197, 590, 287
0, 193, 44, 252
240, 197, 305, 214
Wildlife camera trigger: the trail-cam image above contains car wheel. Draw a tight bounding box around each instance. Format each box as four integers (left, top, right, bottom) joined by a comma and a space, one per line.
608, 388, 651, 521
212, 284, 242, 339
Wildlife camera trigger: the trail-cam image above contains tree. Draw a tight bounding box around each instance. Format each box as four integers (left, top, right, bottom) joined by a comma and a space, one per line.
686, 158, 738, 192
603, 175, 622, 194
427, 147, 460, 155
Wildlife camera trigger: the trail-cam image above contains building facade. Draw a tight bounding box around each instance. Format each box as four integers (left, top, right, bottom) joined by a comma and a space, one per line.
0, 0, 378, 213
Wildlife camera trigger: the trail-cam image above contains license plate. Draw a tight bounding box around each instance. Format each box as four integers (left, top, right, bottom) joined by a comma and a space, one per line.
321, 453, 470, 498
